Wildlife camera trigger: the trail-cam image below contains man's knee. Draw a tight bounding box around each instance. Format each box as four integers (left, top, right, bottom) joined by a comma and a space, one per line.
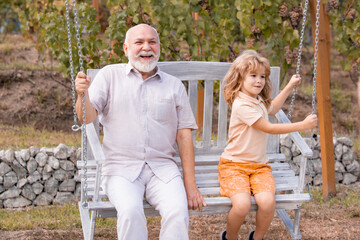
115, 201, 145, 220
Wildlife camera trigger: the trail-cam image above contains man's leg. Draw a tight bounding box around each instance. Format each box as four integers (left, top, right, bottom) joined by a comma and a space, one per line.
102, 175, 147, 240
146, 174, 189, 240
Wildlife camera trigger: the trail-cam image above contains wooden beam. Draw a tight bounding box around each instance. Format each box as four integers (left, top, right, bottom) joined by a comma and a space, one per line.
309, 0, 336, 197
92, 0, 100, 22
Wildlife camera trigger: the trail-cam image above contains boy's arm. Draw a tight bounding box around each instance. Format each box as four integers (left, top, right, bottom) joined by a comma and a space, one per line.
269, 74, 301, 115
252, 114, 317, 134
176, 128, 206, 211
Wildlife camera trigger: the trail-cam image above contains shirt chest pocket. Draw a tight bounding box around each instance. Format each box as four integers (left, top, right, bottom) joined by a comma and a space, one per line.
151, 98, 174, 122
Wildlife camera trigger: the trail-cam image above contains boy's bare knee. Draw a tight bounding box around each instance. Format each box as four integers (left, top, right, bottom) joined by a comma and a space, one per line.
254, 192, 275, 211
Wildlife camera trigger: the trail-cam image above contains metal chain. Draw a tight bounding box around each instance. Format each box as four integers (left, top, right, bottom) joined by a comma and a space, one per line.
65, 0, 88, 208
308, 0, 321, 195
288, 0, 309, 119
65, 0, 80, 132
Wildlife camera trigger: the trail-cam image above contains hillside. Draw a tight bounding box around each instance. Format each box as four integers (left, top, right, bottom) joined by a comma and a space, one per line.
0, 34, 359, 135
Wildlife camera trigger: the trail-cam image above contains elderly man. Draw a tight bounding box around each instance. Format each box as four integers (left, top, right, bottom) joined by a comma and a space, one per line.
75, 24, 206, 239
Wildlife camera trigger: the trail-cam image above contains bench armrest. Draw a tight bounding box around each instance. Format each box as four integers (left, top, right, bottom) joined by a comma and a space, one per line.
275, 110, 313, 158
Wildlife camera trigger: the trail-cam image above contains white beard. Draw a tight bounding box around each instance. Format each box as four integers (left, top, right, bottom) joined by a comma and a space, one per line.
128, 51, 159, 73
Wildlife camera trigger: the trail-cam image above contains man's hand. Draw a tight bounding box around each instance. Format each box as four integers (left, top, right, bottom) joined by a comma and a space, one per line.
184, 182, 207, 212
75, 71, 91, 95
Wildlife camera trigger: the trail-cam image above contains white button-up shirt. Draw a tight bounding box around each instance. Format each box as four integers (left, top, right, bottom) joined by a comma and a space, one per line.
89, 63, 197, 183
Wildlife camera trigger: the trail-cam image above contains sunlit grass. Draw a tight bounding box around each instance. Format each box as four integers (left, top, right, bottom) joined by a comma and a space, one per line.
0, 201, 158, 231
306, 185, 360, 208
0, 124, 81, 150
0, 35, 33, 53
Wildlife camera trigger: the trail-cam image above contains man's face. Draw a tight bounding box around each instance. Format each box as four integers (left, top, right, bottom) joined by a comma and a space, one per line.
124, 25, 160, 73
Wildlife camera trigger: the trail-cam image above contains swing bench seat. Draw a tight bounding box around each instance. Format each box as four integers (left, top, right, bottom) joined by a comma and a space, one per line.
77, 61, 313, 240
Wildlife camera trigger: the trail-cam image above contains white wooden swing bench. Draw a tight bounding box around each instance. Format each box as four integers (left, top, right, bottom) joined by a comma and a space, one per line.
77, 61, 313, 240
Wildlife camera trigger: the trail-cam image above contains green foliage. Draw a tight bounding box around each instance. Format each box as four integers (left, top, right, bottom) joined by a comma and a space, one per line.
327, 0, 360, 70
11, 0, 318, 77
0, 0, 23, 34
9, 0, 359, 78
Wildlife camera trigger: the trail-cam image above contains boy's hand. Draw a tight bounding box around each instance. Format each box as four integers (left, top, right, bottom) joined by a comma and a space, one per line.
303, 114, 318, 130
289, 74, 301, 88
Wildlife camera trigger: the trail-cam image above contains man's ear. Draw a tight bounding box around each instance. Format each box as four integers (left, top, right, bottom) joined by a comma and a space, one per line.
123, 43, 128, 57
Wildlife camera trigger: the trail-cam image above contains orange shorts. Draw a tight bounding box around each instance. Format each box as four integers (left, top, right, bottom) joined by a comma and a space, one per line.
218, 157, 275, 197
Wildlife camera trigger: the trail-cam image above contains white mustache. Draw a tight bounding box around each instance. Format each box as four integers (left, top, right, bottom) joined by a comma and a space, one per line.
136, 51, 156, 57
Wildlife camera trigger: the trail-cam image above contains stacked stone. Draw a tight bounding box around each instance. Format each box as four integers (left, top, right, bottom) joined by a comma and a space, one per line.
280, 135, 360, 186
0, 144, 82, 208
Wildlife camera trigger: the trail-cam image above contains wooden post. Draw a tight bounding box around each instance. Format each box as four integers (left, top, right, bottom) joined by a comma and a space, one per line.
92, 0, 100, 22
309, 0, 336, 197
193, 12, 204, 131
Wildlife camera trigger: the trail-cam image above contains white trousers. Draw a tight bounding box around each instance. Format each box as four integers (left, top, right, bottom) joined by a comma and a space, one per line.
102, 164, 189, 240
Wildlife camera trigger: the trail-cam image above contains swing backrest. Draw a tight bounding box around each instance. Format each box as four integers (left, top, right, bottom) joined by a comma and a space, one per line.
87, 62, 281, 156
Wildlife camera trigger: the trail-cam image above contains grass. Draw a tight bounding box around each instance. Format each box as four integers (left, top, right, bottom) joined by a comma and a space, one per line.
0, 33, 61, 71
0, 185, 358, 231
0, 124, 81, 150
307, 185, 360, 209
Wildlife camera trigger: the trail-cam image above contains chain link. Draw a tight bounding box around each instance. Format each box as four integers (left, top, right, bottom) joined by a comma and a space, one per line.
288, 0, 309, 120
308, 0, 321, 196
65, 0, 80, 131
65, 0, 88, 208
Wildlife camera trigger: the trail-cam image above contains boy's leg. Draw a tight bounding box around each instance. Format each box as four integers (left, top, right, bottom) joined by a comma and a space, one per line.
227, 193, 251, 240
146, 174, 189, 240
250, 164, 276, 240
253, 192, 275, 240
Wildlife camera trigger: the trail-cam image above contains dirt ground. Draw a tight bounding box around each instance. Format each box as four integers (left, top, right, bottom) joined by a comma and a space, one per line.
0, 184, 359, 240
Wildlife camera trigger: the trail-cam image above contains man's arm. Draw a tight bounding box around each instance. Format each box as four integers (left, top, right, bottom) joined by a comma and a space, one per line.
176, 128, 206, 211
75, 72, 98, 124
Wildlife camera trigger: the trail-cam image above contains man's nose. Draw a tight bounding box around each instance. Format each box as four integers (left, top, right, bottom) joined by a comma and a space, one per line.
142, 41, 151, 51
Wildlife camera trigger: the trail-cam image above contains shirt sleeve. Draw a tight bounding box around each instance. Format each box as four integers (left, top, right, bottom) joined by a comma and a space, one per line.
175, 82, 198, 130
234, 102, 263, 127
88, 68, 109, 115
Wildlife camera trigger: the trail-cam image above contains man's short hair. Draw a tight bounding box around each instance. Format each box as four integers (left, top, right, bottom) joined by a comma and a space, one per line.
124, 24, 160, 46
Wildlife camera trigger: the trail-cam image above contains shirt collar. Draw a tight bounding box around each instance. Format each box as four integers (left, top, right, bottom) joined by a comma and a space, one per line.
238, 91, 264, 105
125, 62, 162, 81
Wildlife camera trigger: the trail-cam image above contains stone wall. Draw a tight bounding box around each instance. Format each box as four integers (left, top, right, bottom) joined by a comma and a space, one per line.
280, 135, 360, 186
0, 144, 81, 208
0, 138, 359, 209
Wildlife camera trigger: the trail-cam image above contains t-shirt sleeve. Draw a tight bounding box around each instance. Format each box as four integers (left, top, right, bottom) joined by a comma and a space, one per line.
175, 83, 198, 130
88, 68, 109, 115
234, 102, 263, 126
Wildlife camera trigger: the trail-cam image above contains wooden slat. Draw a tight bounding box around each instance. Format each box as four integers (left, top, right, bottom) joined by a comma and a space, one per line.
86, 193, 310, 218
267, 67, 281, 154
202, 80, 214, 149
158, 61, 232, 81
217, 79, 228, 149
188, 80, 198, 121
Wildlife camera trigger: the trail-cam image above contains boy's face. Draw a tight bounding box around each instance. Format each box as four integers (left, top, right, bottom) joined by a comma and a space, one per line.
241, 66, 266, 98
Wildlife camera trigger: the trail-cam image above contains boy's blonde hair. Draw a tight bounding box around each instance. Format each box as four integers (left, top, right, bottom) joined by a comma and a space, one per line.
223, 50, 272, 109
